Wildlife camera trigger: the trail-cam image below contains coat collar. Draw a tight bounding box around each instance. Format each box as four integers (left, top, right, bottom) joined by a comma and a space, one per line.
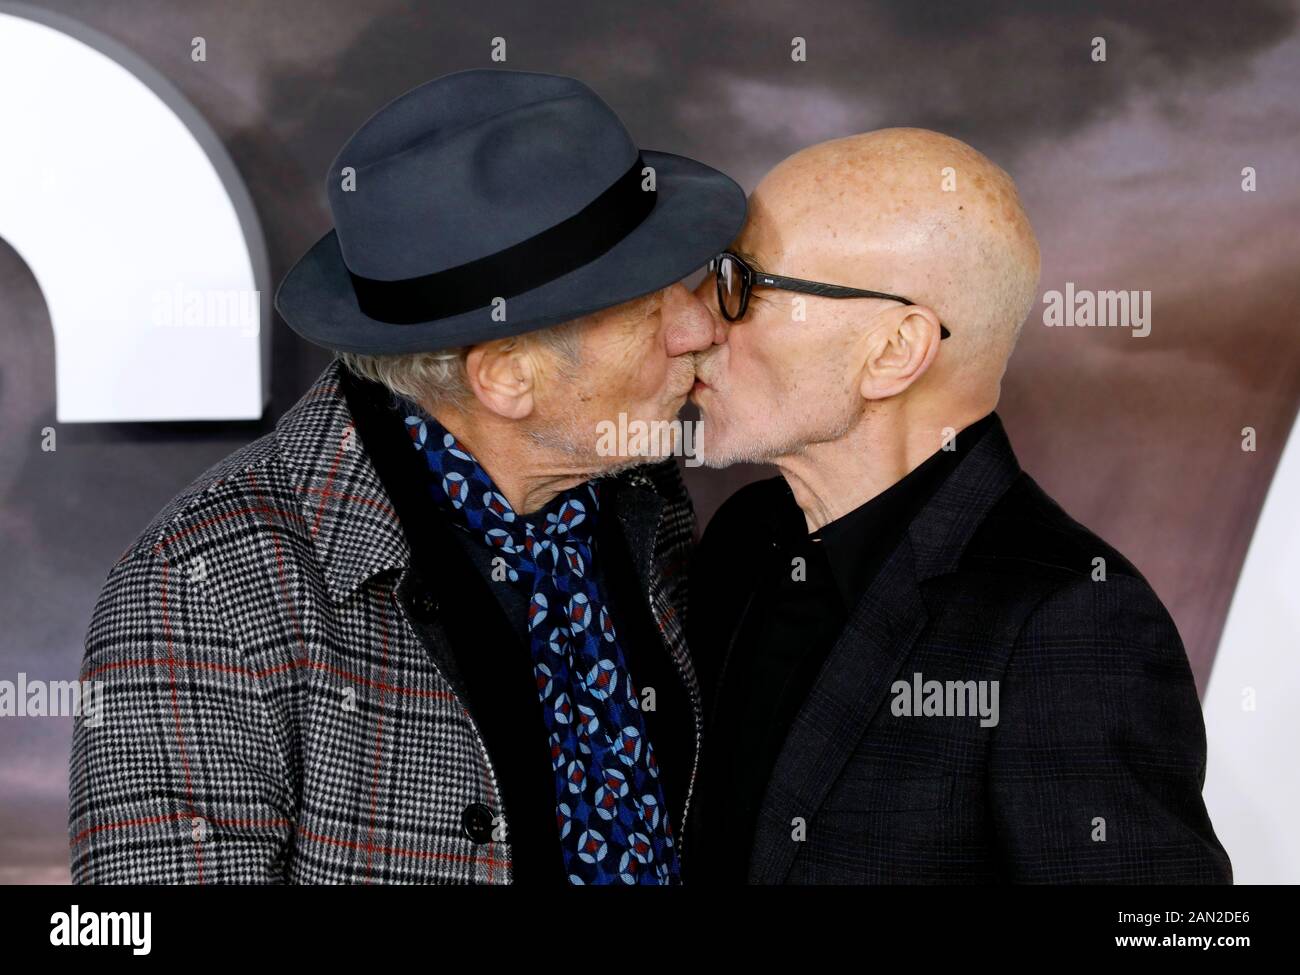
274, 358, 673, 607
274, 358, 413, 605
748, 413, 1023, 884
905, 414, 1022, 582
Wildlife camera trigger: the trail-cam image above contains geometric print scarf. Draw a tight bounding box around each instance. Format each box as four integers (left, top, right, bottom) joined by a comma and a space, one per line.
400, 404, 679, 884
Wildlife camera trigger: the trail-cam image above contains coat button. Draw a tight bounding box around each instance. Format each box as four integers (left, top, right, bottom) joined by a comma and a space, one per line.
408, 590, 439, 621
461, 802, 496, 844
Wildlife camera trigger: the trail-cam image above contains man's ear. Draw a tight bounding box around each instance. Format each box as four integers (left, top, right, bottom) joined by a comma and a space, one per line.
859, 305, 943, 401
465, 338, 536, 420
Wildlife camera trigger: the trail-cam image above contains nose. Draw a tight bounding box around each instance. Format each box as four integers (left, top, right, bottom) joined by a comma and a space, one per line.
663, 281, 725, 357
692, 273, 729, 344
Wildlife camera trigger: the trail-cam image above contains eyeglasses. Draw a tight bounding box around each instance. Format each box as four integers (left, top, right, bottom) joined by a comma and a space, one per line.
708, 250, 950, 338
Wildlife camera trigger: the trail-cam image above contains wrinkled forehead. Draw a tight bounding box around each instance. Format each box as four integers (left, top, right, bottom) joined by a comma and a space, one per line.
741, 139, 1026, 282
736, 166, 921, 279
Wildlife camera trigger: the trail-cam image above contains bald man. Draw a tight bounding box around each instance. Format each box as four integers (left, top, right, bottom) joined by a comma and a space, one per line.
687, 129, 1231, 884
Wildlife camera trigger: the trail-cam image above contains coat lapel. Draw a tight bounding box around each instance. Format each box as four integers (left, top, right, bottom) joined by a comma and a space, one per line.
275, 358, 413, 605
604, 469, 697, 704
603, 469, 705, 854
747, 414, 1024, 884
747, 536, 928, 884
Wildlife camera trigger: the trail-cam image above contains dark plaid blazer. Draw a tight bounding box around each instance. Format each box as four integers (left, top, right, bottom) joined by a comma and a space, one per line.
68, 358, 700, 884
690, 414, 1233, 884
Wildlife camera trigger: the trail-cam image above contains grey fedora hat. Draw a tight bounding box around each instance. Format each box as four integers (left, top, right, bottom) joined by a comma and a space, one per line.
274, 68, 746, 355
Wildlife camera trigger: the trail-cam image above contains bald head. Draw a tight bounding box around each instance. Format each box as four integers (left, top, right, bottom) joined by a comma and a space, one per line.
691, 128, 1041, 474
746, 128, 1040, 389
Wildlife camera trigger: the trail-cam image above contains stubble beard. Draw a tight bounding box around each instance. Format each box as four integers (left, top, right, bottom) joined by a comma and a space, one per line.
698, 391, 860, 468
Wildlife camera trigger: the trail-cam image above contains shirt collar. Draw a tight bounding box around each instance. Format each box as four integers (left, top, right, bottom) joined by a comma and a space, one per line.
788, 413, 998, 606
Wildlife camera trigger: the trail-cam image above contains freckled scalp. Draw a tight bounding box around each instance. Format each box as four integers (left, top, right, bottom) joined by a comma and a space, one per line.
749, 128, 1041, 376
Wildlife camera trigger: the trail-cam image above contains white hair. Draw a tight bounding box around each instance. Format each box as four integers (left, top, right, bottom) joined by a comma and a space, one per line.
336, 317, 586, 414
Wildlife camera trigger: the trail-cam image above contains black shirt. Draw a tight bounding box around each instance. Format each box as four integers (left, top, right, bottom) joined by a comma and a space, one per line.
695, 413, 995, 881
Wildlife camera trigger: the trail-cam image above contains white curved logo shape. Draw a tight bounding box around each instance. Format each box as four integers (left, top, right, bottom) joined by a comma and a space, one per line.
0, 3, 268, 421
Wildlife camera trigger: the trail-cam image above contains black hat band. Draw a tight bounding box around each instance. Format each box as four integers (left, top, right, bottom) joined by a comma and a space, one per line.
347, 154, 657, 325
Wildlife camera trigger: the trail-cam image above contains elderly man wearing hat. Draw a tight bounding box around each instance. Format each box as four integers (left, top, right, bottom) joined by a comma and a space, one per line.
69, 69, 743, 885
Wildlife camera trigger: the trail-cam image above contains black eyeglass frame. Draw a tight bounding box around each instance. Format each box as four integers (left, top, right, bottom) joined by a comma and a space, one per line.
709, 250, 951, 339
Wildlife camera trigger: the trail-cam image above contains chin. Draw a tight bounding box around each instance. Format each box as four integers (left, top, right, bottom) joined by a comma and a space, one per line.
593, 454, 646, 478
701, 417, 782, 468
695, 442, 741, 469
694, 420, 728, 468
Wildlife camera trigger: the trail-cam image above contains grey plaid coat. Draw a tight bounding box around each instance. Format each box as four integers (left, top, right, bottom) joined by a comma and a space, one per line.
68, 359, 699, 884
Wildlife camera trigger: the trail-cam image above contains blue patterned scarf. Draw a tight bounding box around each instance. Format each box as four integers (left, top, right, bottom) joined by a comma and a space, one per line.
399, 402, 679, 885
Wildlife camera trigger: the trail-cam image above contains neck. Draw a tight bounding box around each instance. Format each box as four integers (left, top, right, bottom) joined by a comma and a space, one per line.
431, 407, 596, 515
773, 401, 984, 533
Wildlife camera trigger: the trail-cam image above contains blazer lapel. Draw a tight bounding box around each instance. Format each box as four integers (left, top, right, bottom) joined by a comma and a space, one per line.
747, 535, 928, 884
746, 413, 1024, 884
